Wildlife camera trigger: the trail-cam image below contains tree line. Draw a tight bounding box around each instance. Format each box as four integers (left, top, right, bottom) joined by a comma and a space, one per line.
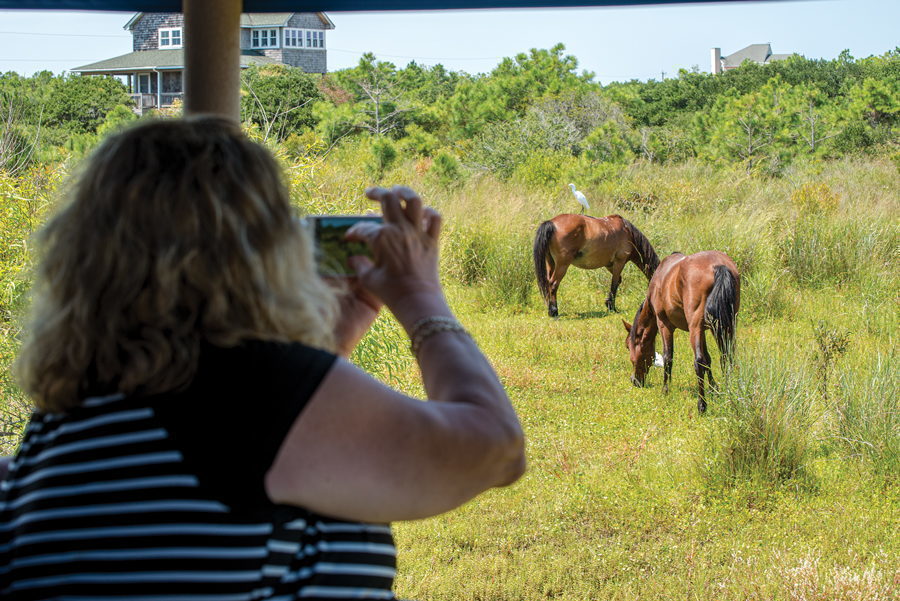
1, 43, 898, 179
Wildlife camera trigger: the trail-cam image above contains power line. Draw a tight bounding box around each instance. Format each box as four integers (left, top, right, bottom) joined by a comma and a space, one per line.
0, 30, 129, 38
329, 47, 502, 62
0, 58, 97, 62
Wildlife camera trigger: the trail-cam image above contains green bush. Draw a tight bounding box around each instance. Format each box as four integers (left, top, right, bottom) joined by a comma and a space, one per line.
367, 137, 398, 180
834, 352, 899, 481
791, 182, 840, 216
0, 167, 58, 453
442, 224, 492, 285
510, 150, 573, 191
781, 216, 895, 289
701, 349, 818, 491
477, 232, 534, 310
428, 150, 465, 189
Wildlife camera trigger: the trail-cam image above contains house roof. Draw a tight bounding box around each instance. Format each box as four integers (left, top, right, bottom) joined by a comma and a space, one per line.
71, 49, 280, 73
124, 12, 335, 30
241, 13, 293, 27
721, 43, 795, 69
722, 43, 772, 68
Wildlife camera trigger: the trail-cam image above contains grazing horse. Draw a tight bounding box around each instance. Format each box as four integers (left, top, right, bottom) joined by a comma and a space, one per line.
623, 251, 740, 413
533, 214, 659, 317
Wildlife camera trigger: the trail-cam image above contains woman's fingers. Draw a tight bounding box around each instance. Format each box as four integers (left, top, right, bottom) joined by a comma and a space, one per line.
366, 186, 404, 225
423, 207, 442, 240
394, 186, 423, 228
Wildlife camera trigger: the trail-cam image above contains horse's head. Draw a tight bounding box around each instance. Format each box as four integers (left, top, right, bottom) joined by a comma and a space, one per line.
622, 302, 657, 387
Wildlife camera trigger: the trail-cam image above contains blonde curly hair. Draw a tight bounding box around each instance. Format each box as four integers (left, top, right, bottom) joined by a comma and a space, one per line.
15, 116, 338, 413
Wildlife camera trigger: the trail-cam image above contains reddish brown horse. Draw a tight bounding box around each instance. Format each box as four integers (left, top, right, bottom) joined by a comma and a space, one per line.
533, 214, 659, 317
623, 251, 740, 413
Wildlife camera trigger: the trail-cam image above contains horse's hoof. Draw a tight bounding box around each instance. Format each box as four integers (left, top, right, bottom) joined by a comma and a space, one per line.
697, 399, 707, 414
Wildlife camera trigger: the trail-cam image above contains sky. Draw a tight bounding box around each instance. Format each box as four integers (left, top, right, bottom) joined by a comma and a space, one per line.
0, 0, 897, 84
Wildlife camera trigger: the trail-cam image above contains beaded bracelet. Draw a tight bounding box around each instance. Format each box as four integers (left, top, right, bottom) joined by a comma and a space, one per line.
409, 315, 470, 356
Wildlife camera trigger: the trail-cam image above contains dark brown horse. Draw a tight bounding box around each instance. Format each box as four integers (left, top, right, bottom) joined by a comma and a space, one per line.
533, 214, 659, 317
623, 251, 740, 413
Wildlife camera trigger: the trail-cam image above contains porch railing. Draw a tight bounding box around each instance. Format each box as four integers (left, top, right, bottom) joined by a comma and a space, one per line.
130, 93, 156, 109
129, 93, 184, 111
161, 93, 184, 107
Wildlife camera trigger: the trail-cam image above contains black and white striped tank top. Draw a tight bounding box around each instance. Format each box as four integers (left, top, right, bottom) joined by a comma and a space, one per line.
0, 340, 397, 600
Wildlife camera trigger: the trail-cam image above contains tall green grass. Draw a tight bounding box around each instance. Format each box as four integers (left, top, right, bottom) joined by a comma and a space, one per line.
2, 149, 897, 599
834, 352, 899, 482
700, 346, 820, 492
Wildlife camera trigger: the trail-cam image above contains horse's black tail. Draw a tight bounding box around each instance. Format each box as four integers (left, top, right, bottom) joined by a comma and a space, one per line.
623, 218, 660, 280
705, 265, 739, 365
533, 220, 555, 301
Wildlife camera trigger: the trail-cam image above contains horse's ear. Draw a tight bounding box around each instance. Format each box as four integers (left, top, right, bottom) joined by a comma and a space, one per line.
622, 319, 632, 333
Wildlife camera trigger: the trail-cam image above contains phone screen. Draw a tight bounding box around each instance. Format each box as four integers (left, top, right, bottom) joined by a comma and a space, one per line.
309, 215, 382, 276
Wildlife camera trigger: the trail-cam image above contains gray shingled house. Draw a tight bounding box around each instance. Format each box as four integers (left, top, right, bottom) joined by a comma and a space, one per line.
710, 44, 795, 74
72, 12, 335, 112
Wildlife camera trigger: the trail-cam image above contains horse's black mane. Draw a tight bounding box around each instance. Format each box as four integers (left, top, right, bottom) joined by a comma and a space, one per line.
623, 219, 660, 279
629, 301, 645, 342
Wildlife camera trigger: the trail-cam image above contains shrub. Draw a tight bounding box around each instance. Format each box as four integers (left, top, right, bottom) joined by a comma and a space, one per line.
791, 182, 840, 216
0, 166, 59, 453
741, 266, 789, 320
428, 151, 465, 189
701, 347, 818, 491
366, 137, 398, 180
812, 320, 850, 400
781, 217, 894, 288
477, 231, 534, 310
510, 150, 573, 191
834, 352, 899, 481
441, 224, 492, 285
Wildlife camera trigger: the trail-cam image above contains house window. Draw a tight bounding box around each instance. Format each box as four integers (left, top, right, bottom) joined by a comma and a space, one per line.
137, 73, 152, 94
284, 28, 325, 49
162, 71, 183, 93
251, 29, 279, 48
159, 27, 182, 48
284, 28, 301, 48
308, 30, 324, 49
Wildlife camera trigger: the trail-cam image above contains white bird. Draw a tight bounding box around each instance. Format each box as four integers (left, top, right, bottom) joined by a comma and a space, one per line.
568, 183, 590, 214
654, 352, 664, 368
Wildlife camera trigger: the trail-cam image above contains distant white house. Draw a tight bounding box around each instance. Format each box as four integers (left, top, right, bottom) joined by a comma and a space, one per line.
710, 44, 796, 74
72, 12, 334, 113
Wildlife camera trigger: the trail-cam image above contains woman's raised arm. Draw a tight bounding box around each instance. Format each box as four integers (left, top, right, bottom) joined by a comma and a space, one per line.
265, 187, 525, 522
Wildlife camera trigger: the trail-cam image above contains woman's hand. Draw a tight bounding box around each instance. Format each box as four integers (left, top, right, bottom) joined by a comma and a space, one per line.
345, 186, 451, 329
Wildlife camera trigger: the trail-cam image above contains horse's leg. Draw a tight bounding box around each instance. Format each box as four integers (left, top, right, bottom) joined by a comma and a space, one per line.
605, 260, 626, 312
689, 322, 711, 413
548, 260, 569, 318
659, 320, 675, 395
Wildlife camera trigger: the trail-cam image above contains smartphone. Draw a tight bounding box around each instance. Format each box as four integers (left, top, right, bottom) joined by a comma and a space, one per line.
306, 215, 383, 277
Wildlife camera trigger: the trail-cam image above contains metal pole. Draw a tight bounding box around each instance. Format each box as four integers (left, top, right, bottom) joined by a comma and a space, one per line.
184, 0, 242, 120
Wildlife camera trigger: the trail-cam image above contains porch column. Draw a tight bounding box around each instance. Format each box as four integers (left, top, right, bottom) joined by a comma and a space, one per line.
183, 0, 242, 121
156, 70, 162, 109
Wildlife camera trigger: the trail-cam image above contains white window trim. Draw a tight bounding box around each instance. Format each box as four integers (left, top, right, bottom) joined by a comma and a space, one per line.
158, 27, 183, 49
250, 28, 280, 49
284, 28, 326, 50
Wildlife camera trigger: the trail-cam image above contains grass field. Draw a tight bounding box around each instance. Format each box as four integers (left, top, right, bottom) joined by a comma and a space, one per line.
1, 152, 897, 599
336, 156, 899, 600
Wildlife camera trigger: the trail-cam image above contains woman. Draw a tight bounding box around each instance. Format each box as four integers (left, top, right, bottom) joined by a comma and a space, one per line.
0, 116, 525, 599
